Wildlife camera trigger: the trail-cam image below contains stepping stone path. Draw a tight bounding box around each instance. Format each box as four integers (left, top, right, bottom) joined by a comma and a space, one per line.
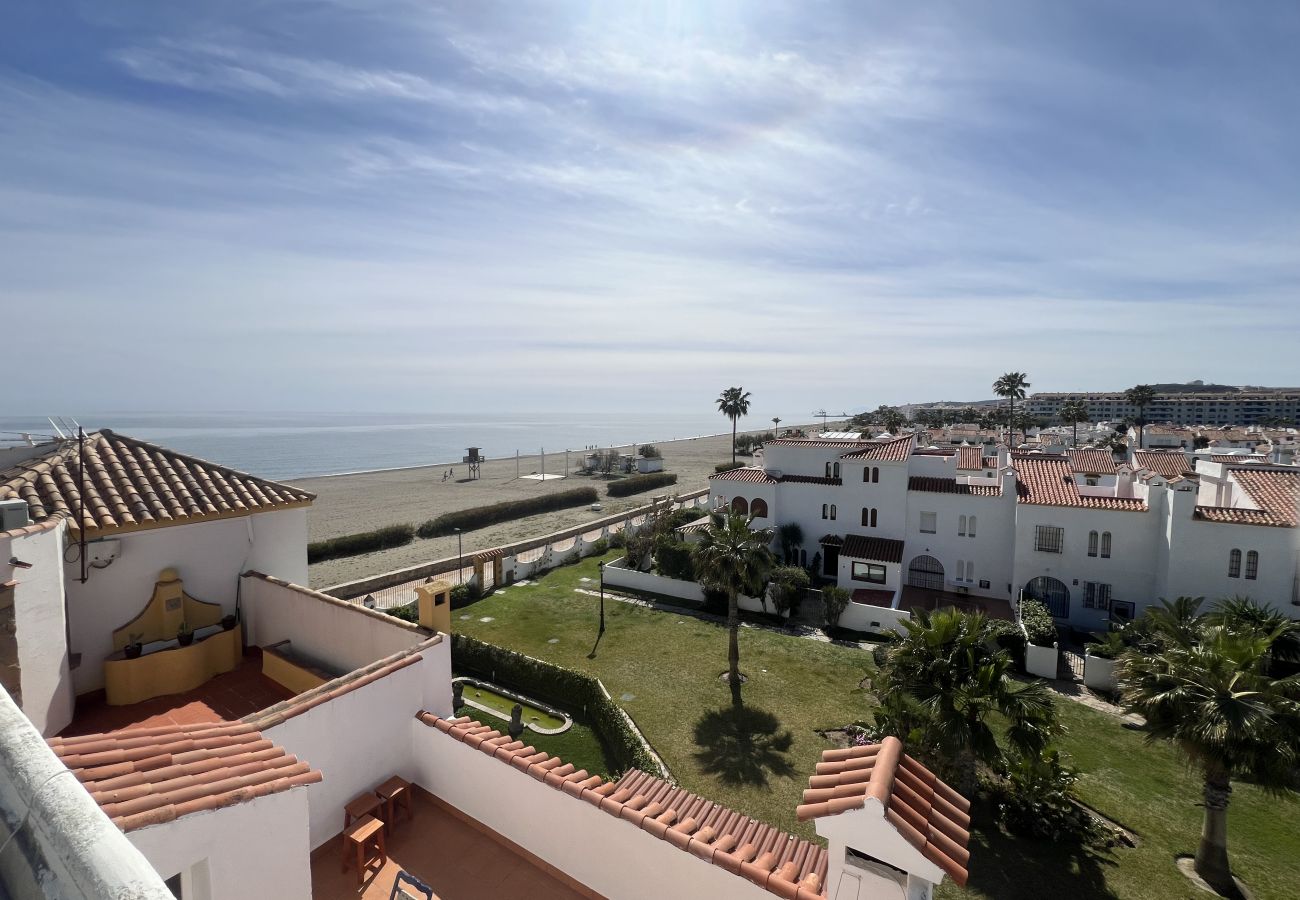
547, 638, 560, 644
620, 693, 635, 701
478, 617, 494, 623
459, 615, 471, 621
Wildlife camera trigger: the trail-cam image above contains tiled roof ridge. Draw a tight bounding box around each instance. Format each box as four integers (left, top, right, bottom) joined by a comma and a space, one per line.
709, 467, 778, 484
908, 476, 1002, 497
417, 712, 830, 899
1066, 449, 1118, 475
48, 719, 321, 833
1014, 455, 1148, 511
241, 635, 441, 730
839, 534, 905, 564
838, 435, 914, 462
796, 738, 971, 887
1194, 468, 1298, 528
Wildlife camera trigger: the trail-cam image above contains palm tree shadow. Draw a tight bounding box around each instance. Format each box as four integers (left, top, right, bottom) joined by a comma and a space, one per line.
692, 705, 796, 787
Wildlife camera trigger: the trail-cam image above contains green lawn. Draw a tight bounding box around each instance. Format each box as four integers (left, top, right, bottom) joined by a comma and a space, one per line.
453, 553, 1300, 899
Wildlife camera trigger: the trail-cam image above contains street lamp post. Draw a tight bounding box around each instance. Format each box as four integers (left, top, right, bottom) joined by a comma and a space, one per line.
456, 527, 463, 584
598, 561, 606, 636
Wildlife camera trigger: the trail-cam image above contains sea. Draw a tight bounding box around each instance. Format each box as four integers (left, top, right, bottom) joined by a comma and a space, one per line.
0, 412, 732, 481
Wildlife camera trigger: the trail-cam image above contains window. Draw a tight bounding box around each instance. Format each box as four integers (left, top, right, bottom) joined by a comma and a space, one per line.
956, 559, 964, 580
1035, 525, 1064, 553
1228, 548, 1241, 578
830, 504, 837, 521
966, 561, 975, 581
731, 496, 749, 516
958, 515, 967, 536
851, 562, 887, 584
968, 516, 976, 537
833, 462, 841, 479
872, 467, 880, 483
861, 507, 870, 527
1086, 476, 1099, 486
920, 512, 937, 534
1101, 532, 1111, 559
1246, 550, 1258, 580
821, 503, 829, 520
826, 462, 833, 477
750, 498, 768, 518
1088, 531, 1098, 557
870, 508, 878, 528
1083, 582, 1112, 611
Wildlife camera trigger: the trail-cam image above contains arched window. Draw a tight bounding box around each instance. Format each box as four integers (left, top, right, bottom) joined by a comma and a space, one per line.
1101, 532, 1111, 558
870, 508, 878, 528
731, 496, 749, 516
833, 462, 841, 479
822, 503, 829, 520
872, 467, 880, 483
959, 515, 967, 536
750, 498, 768, 518
968, 515, 976, 537
861, 507, 871, 527
1087, 531, 1098, 557
1245, 550, 1258, 580
1228, 549, 1241, 578
957, 559, 965, 581
966, 560, 975, 581
907, 555, 945, 590
830, 504, 837, 521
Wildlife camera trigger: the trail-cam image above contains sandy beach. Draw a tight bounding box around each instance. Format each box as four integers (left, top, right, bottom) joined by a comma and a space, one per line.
293, 425, 801, 589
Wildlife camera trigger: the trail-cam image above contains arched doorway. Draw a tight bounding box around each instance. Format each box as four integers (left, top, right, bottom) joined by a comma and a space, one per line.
730, 496, 749, 516
907, 555, 945, 591
1024, 576, 1070, 619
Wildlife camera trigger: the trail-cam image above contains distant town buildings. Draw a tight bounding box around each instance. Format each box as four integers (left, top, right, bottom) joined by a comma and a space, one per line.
1025, 384, 1300, 426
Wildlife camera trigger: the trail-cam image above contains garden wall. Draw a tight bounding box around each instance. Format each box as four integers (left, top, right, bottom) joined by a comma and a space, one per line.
839, 599, 911, 636
601, 558, 767, 613
1024, 641, 1059, 679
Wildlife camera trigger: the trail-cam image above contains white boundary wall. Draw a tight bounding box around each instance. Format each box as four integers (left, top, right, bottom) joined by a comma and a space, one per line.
839, 599, 911, 636
410, 721, 774, 900
4, 524, 76, 736
601, 559, 768, 613
1024, 642, 1059, 679
1083, 653, 1117, 692
127, 786, 312, 900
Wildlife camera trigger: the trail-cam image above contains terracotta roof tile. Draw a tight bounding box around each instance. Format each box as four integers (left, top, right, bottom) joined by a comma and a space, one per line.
850, 589, 895, 608
1207, 454, 1269, 464
418, 713, 829, 898
796, 737, 971, 886
48, 721, 320, 832
840, 535, 904, 564
764, 439, 876, 449
1195, 468, 1298, 527
1134, 450, 1194, 480
956, 446, 983, 471
1013, 454, 1147, 511
1066, 450, 1117, 475
838, 435, 915, 462
908, 477, 1001, 497
710, 467, 778, 484
779, 474, 842, 486
0, 431, 314, 537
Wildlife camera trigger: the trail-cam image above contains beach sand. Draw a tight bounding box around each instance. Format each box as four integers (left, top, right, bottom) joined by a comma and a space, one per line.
292, 426, 794, 589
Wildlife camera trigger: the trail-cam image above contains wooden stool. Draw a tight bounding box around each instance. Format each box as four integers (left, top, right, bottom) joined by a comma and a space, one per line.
344, 791, 383, 829
375, 776, 413, 833
341, 814, 385, 885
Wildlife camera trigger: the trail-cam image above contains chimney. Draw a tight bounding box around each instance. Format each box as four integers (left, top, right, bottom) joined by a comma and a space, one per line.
415, 581, 453, 634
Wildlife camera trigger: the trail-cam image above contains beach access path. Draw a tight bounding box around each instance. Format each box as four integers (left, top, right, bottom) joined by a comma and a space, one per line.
294, 425, 803, 589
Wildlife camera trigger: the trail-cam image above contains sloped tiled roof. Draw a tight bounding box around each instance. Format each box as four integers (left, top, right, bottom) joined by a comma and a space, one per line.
839, 435, 914, 462
1066, 449, 1117, 475
1134, 450, 1194, 480
1207, 454, 1269, 465
796, 737, 970, 886
0, 430, 314, 537
780, 474, 842, 486
908, 477, 1001, 497
850, 589, 895, 608
48, 721, 321, 833
840, 535, 905, 564
419, 713, 829, 898
764, 438, 875, 449
956, 446, 983, 471
710, 467, 778, 484
1195, 469, 1298, 528
1013, 454, 1147, 511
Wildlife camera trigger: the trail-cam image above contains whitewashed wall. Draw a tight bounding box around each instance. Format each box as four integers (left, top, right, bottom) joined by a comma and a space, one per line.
601, 559, 767, 612
839, 599, 911, 635
64, 508, 307, 694
127, 784, 312, 900
5, 524, 75, 736
410, 721, 776, 900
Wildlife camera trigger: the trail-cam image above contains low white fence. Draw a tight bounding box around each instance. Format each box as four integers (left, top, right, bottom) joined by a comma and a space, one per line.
1024, 640, 1060, 679
601, 558, 769, 614
839, 599, 911, 636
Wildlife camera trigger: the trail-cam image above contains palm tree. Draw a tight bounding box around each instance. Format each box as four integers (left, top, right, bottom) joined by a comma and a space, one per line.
771, 416, 781, 436
717, 387, 752, 464
1059, 399, 1090, 448
1124, 384, 1157, 449
992, 372, 1031, 447
777, 522, 804, 566
1118, 618, 1300, 896
880, 407, 907, 434
693, 512, 775, 705
870, 608, 1057, 795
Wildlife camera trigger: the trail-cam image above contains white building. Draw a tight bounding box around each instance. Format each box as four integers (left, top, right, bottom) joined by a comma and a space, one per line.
709, 434, 1300, 631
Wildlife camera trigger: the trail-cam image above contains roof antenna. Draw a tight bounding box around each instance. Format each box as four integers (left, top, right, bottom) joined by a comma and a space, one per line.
48, 417, 67, 440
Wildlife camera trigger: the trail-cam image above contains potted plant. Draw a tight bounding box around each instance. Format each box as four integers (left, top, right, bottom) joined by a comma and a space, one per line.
176, 620, 194, 647
221, 613, 238, 631
123, 633, 144, 659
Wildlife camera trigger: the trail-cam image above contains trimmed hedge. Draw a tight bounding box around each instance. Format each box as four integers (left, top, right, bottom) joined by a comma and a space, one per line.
307, 523, 415, 563
1021, 600, 1059, 648
451, 634, 663, 776
416, 488, 599, 538
714, 461, 745, 473
606, 472, 678, 497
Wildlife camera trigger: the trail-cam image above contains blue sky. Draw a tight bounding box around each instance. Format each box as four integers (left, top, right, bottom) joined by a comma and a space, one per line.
3, 1, 1298, 418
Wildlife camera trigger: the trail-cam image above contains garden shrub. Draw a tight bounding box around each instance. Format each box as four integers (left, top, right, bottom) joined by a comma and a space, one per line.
714, 461, 745, 473
590, 537, 609, 556
449, 581, 481, 609
985, 619, 1027, 671
416, 488, 598, 538
1020, 600, 1058, 647
606, 473, 678, 497
653, 536, 696, 581
607, 531, 626, 550
638, 444, 662, 459
823, 586, 851, 629
450, 634, 661, 775
307, 523, 415, 563
769, 566, 811, 616
386, 602, 419, 623
664, 507, 709, 530
988, 749, 1097, 842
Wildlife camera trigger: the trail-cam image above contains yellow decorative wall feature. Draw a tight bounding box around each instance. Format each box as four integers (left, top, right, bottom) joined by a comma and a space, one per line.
111, 568, 224, 650
103, 625, 242, 706
416, 580, 453, 635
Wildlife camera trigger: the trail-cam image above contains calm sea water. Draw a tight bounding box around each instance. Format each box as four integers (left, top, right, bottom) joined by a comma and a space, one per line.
0, 412, 731, 481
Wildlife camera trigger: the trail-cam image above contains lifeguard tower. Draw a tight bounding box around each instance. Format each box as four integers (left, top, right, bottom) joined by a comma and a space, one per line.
462, 447, 484, 480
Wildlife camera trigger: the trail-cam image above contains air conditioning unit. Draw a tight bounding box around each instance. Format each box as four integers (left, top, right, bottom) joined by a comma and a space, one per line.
0, 499, 30, 532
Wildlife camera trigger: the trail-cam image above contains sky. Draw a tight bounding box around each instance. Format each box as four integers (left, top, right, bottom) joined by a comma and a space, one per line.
3, 1, 1298, 419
